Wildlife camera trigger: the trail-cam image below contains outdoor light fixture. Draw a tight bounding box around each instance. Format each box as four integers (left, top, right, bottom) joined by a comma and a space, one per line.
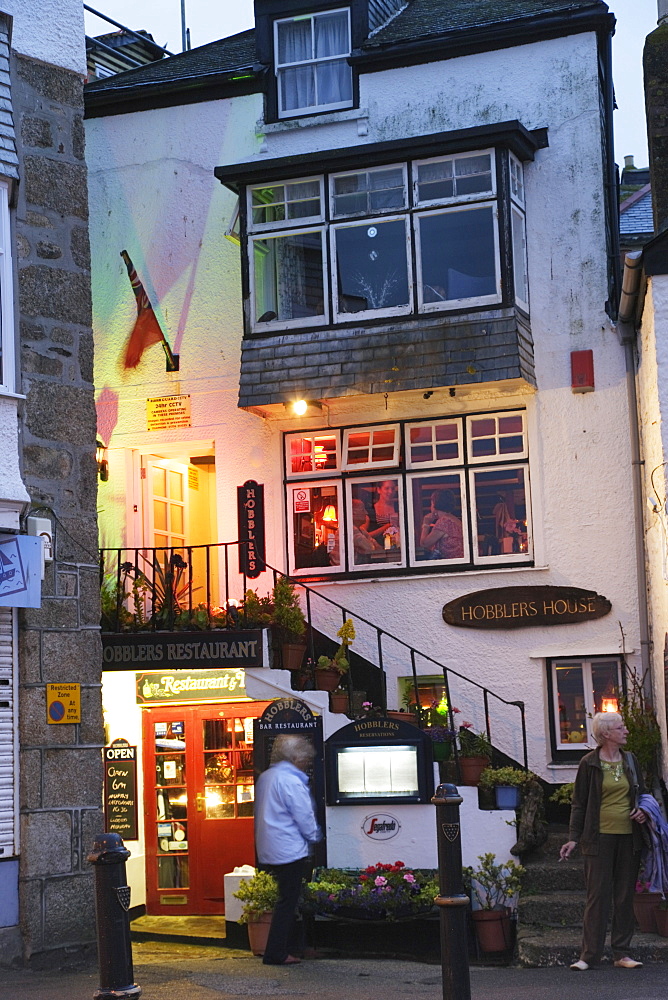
285, 399, 323, 417
96, 440, 109, 482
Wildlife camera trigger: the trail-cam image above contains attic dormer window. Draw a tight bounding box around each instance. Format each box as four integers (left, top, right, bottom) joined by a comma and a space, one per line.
275, 8, 353, 118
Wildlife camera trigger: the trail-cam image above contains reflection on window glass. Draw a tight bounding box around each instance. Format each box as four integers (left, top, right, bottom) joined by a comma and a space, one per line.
350, 479, 402, 565
469, 411, 526, 460
288, 433, 338, 474
412, 474, 465, 562
473, 467, 528, 557
415, 153, 493, 204
158, 855, 189, 889
290, 483, 341, 569
332, 167, 406, 217
592, 661, 621, 715
253, 231, 324, 325
251, 180, 321, 227
419, 207, 497, 304
335, 220, 409, 314
512, 206, 529, 306
205, 784, 236, 819
156, 787, 187, 820
408, 422, 460, 465
345, 427, 397, 466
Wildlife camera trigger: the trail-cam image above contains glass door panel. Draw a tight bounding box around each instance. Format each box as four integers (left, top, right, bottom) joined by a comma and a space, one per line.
154, 720, 189, 890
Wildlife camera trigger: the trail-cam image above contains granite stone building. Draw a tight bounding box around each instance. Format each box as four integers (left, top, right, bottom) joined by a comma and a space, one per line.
0, 0, 101, 968
84, 0, 658, 920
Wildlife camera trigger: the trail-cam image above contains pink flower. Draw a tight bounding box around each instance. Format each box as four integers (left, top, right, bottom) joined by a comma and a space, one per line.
403, 873, 416, 883
460, 721, 473, 729
374, 876, 387, 886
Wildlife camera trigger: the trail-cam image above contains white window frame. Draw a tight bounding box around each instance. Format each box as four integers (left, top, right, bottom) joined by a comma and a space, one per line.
466, 410, 528, 464
274, 8, 353, 119
469, 463, 532, 566
415, 203, 502, 313
550, 657, 622, 751
342, 423, 401, 471
250, 226, 329, 332
287, 478, 346, 577
329, 163, 408, 219
509, 153, 525, 207
406, 469, 470, 567
331, 215, 413, 322
285, 430, 341, 479
405, 418, 463, 469
0, 181, 15, 395
248, 176, 325, 233
345, 474, 407, 571
412, 149, 496, 209
511, 204, 529, 313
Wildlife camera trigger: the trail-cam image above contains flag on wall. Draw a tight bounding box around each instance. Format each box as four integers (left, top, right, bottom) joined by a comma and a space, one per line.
120, 250, 178, 371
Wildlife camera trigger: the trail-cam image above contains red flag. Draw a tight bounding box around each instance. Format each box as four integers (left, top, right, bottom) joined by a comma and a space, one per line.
121, 250, 171, 369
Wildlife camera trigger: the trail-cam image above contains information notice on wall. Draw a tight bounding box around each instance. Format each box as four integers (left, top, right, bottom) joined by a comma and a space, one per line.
146, 394, 191, 431
104, 740, 138, 841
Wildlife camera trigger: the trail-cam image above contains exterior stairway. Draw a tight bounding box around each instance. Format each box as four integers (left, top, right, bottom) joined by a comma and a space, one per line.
517, 823, 668, 965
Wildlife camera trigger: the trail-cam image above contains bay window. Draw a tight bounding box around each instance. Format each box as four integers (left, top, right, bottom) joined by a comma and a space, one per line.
284, 409, 531, 577
275, 8, 353, 118
247, 148, 527, 333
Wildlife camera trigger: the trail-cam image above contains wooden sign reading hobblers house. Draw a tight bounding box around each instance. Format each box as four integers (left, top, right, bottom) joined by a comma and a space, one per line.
442, 585, 611, 630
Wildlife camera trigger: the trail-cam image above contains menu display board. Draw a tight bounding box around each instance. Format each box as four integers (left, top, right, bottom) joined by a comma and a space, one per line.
104, 739, 138, 841
337, 747, 419, 798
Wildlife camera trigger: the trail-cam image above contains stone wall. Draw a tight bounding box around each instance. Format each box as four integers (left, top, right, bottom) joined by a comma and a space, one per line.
12, 52, 102, 962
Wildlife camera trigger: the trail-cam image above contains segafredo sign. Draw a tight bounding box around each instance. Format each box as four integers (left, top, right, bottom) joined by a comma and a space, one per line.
361, 813, 401, 840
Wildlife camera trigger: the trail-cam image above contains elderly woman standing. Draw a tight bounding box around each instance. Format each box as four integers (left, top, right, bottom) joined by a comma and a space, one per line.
560, 712, 648, 971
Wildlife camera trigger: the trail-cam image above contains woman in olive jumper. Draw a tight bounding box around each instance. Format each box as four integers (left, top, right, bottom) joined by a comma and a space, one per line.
560, 712, 648, 971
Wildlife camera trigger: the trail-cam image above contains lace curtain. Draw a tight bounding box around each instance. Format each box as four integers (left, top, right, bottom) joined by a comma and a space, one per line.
278, 12, 351, 112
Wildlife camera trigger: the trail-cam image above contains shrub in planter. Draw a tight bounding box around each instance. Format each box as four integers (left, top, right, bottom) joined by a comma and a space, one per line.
233, 870, 279, 956
303, 862, 439, 921
464, 853, 524, 953
316, 618, 354, 691
479, 766, 536, 810
458, 728, 493, 785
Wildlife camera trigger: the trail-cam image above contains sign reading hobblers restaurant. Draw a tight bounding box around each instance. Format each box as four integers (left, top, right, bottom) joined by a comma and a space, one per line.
442, 586, 611, 630
102, 629, 264, 669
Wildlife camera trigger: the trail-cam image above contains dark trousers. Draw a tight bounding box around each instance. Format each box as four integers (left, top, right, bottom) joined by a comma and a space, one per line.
580, 834, 640, 964
259, 857, 307, 965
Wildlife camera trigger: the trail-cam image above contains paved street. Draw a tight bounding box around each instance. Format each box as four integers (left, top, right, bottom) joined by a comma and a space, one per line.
0, 942, 666, 1000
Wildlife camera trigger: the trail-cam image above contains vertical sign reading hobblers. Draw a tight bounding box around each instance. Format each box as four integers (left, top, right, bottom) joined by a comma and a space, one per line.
237, 480, 265, 579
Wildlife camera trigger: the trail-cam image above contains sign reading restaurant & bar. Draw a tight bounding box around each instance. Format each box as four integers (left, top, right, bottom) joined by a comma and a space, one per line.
102, 629, 264, 669
136, 668, 246, 704
442, 586, 611, 630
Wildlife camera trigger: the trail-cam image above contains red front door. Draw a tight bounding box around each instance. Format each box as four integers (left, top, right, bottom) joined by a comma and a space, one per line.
142, 701, 269, 915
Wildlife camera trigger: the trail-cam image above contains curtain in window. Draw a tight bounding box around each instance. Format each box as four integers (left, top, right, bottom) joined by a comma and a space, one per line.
314, 13, 351, 107
278, 20, 314, 111
278, 14, 350, 113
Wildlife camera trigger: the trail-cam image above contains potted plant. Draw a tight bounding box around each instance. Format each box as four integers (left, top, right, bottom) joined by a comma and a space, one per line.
233, 870, 279, 956
271, 577, 308, 671
464, 853, 525, 953
329, 684, 350, 714
424, 725, 457, 762
241, 588, 273, 629
547, 781, 573, 823
315, 618, 355, 692
457, 726, 493, 786
633, 874, 662, 933
479, 766, 535, 810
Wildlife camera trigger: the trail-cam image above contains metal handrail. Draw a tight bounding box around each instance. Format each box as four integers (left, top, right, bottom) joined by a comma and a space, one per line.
99, 541, 528, 770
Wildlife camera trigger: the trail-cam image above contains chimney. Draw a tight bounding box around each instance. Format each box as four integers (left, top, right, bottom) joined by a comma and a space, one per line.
644, 5, 668, 232
624, 155, 635, 170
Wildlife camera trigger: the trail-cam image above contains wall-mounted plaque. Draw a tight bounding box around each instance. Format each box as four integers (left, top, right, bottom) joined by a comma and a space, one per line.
442, 586, 611, 630
104, 739, 138, 841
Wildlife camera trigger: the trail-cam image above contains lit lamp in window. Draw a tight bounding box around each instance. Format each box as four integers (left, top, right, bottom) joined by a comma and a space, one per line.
601, 697, 619, 713
96, 440, 109, 482
314, 444, 327, 469
322, 504, 338, 524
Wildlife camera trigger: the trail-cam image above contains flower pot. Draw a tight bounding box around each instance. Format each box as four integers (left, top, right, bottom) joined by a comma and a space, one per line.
386, 710, 420, 725
655, 907, 668, 938
281, 641, 307, 671
247, 911, 273, 956
633, 892, 662, 932
329, 690, 349, 713
459, 756, 491, 786
432, 742, 452, 762
472, 909, 513, 952
495, 785, 521, 810
315, 667, 342, 692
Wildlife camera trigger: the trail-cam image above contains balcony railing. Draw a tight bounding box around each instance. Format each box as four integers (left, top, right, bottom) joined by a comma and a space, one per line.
100, 541, 528, 770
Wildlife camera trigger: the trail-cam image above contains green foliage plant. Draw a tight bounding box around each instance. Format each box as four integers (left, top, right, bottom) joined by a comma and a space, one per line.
316, 618, 356, 674
459, 728, 493, 759
241, 589, 273, 629
303, 862, 438, 920
478, 766, 536, 791
463, 853, 525, 911
548, 782, 574, 806
100, 575, 134, 630
619, 667, 661, 785
233, 870, 279, 923
271, 577, 307, 641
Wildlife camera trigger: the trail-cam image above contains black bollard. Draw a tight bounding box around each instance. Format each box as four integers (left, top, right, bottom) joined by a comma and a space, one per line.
88, 832, 142, 1000
432, 782, 471, 1000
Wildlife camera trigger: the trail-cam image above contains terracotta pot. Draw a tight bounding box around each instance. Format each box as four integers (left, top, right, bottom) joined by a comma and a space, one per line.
472, 908, 512, 952
315, 667, 342, 692
280, 641, 307, 671
458, 756, 491, 786
329, 690, 349, 713
633, 892, 662, 932
247, 911, 273, 956
385, 710, 419, 725
654, 906, 668, 937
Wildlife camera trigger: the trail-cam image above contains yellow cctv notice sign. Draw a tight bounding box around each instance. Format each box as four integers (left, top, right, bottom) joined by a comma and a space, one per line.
46, 683, 81, 724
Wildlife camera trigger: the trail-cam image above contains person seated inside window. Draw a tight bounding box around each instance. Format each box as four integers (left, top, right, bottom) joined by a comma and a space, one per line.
419, 490, 464, 560
352, 499, 383, 564
370, 480, 401, 547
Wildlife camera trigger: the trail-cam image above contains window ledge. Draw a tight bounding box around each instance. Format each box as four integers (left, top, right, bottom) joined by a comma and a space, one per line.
304, 564, 550, 587
0, 389, 26, 401
257, 107, 369, 135
546, 762, 582, 770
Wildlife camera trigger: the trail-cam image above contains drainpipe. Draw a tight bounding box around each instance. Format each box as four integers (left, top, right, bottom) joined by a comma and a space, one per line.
617, 251, 652, 695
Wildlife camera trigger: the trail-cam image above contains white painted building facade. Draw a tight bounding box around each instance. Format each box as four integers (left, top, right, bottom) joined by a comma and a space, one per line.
85, 0, 648, 917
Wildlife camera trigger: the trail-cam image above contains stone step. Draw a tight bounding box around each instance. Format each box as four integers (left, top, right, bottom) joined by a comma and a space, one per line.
521, 860, 584, 892
519, 891, 585, 928
517, 926, 668, 967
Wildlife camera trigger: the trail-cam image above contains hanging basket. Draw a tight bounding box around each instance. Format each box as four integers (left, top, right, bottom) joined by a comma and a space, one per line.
472, 908, 513, 952
633, 892, 662, 932
247, 911, 273, 956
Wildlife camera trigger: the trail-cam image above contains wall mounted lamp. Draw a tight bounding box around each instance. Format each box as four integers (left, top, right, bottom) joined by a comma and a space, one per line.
285, 399, 323, 417
96, 440, 109, 482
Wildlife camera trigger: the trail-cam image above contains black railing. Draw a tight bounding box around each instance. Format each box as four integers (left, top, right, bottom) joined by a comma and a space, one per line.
99, 542, 528, 770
